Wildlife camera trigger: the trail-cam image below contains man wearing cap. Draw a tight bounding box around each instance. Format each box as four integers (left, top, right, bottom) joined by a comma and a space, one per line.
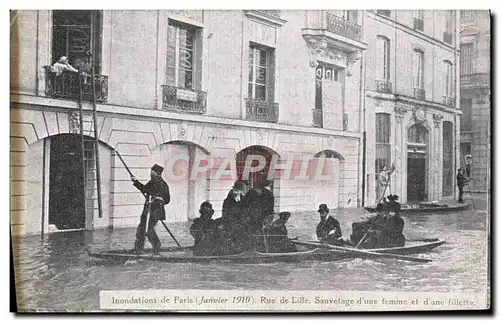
267, 211, 297, 253
189, 201, 219, 256
131, 164, 171, 255
316, 204, 342, 244
244, 180, 275, 251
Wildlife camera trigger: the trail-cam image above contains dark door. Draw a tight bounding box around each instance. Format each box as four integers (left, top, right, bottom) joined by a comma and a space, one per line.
49, 135, 86, 230
407, 156, 427, 203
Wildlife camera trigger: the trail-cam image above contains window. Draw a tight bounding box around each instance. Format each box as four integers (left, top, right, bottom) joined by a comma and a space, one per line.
315, 63, 340, 109
413, 10, 424, 31
377, 10, 391, 17
375, 113, 391, 173
460, 98, 472, 131
413, 49, 424, 89
376, 36, 390, 80
460, 43, 474, 75
444, 61, 454, 97
408, 123, 428, 144
342, 10, 358, 22
248, 44, 275, 101
52, 10, 102, 72
444, 11, 454, 44
166, 20, 199, 89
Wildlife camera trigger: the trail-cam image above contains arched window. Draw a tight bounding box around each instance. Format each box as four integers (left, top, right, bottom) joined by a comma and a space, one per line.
408, 123, 428, 144
376, 36, 390, 81
375, 113, 391, 172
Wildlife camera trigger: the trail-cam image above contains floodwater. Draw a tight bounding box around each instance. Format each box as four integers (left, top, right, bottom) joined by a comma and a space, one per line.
12, 199, 489, 312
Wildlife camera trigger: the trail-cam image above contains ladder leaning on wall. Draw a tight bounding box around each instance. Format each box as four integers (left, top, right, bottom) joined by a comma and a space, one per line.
76, 11, 103, 227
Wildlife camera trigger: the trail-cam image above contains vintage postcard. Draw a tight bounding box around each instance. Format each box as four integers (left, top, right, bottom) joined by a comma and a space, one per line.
9, 8, 491, 313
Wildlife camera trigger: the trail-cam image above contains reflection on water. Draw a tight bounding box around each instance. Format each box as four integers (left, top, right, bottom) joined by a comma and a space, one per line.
12, 206, 489, 311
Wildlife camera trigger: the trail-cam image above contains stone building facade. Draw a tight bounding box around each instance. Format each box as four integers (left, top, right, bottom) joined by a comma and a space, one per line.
459, 10, 491, 193
10, 10, 366, 236
363, 10, 462, 205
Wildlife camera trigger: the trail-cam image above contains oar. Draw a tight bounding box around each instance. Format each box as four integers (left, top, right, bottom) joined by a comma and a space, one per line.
114, 149, 182, 247
292, 240, 432, 263
355, 227, 372, 249
406, 238, 439, 242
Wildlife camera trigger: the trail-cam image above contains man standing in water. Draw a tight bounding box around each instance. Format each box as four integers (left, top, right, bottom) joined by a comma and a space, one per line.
131, 164, 170, 255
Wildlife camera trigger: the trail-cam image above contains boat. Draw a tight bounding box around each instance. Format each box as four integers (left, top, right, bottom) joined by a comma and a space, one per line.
364, 202, 469, 214
88, 239, 445, 264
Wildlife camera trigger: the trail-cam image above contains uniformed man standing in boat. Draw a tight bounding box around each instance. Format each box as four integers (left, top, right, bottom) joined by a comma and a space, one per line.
244, 180, 275, 251
131, 164, 170, 255
316, 204, 343, 245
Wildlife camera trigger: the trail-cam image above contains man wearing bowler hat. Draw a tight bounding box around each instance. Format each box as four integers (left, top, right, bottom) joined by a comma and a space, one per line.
316, 204, 342, 244
131, 164, 171, 255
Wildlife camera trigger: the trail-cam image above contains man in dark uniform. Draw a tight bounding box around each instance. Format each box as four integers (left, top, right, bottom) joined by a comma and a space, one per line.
221, 180, 249, 252
244, 180, 275, 251
316, 204, 342, 244
131, 164, 170, 255
385, 196, 405, 248
189, 201, 219, 256
457, 168, 468, 203
267, 211, 297, 253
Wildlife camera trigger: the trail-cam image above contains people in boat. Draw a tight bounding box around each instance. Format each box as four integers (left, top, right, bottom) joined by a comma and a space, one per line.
266, 211, 297, 253
316, 204, 343, 245
131, 164, 171, 255
221, 180, 251, 252
189, 201, 220, 256
350, 195, 405, 249
244, 180, 275, 251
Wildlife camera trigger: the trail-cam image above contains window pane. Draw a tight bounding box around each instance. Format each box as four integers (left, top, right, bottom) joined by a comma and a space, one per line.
166, 45, 176, 68
376, 113, 390, 143
256, 67, 267, 84
258, 49, 267, 67
248, 83, 253, 98
178, 28, 194, 50
179, 48, 193, 70
178, 69, 193, 89
249, 48, 254, 66
255, 85, 266, 100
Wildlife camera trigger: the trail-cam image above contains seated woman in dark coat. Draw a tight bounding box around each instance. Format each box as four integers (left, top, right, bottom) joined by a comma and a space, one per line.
221, 180, 250, 252
189, 202, 219, 256
266, 212, 297, 253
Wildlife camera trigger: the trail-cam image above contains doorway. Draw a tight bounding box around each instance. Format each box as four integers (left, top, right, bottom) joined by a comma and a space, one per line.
49, 135, 86, 230
407, 155, 427, 203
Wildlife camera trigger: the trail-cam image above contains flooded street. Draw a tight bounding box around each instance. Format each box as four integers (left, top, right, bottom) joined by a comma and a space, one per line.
12, 200, 489, 312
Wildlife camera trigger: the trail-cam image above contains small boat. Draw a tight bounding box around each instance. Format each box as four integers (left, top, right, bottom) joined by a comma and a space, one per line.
364, 202, 469, 214
88, 239, 445, 264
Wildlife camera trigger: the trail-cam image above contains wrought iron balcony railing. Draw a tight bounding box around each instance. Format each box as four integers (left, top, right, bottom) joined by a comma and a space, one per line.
245, 98, 279, 123
443, 31, 453, 45
44, 66, 108, 103
443, 96, 455, 107
413, 88, 426, 100
376, 10, 391, 17
162, 85, 207, 114
325, 12, 362, 42
413, 18, 424, 31
376, 80, 393, 94
460, 73, 490, 87
312, 108, 323, 127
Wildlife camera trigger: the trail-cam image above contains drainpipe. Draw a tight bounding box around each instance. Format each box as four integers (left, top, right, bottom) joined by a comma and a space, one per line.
454, 10, 460, 200
360, 10, 366, 207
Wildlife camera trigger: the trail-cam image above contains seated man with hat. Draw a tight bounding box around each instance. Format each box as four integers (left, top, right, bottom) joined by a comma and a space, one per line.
266, 211, 297, 253
189, 201, 220, 256
316, 204, 343, 245
130, 164, 171, 255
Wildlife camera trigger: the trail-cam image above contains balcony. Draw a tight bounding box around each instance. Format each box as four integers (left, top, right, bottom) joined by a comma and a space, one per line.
162, 85, 207, 114
44, 66, 108, 103
376, 10, 391, 17
312, 109, 323, 127
413, 18, 424, 31
443, 96, 455, 107
376, 80, 393, 94
460, 73, 490, 88
325, 12, 362, 42
413, 88, 426, 100
443, 31, 453, 45
245, 98, 279, 123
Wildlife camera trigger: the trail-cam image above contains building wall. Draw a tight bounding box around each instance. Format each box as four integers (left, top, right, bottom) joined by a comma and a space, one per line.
459, 10, 491, 192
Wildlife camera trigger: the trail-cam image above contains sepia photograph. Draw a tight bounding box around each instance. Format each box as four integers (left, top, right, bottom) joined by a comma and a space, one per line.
9, 6, 491, 313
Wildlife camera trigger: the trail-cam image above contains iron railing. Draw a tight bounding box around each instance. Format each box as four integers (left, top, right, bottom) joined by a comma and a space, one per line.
245, 98, 279, 123
460, 73, 490, 87
376, 80, 393, 94
325, 12, 362, 42
413, 88, 426, 100
443, 31, 453, 45
443, 96, 455, 107
44, 66, 108, 103
312, 109, 323, 127
162, 85, 207, 114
